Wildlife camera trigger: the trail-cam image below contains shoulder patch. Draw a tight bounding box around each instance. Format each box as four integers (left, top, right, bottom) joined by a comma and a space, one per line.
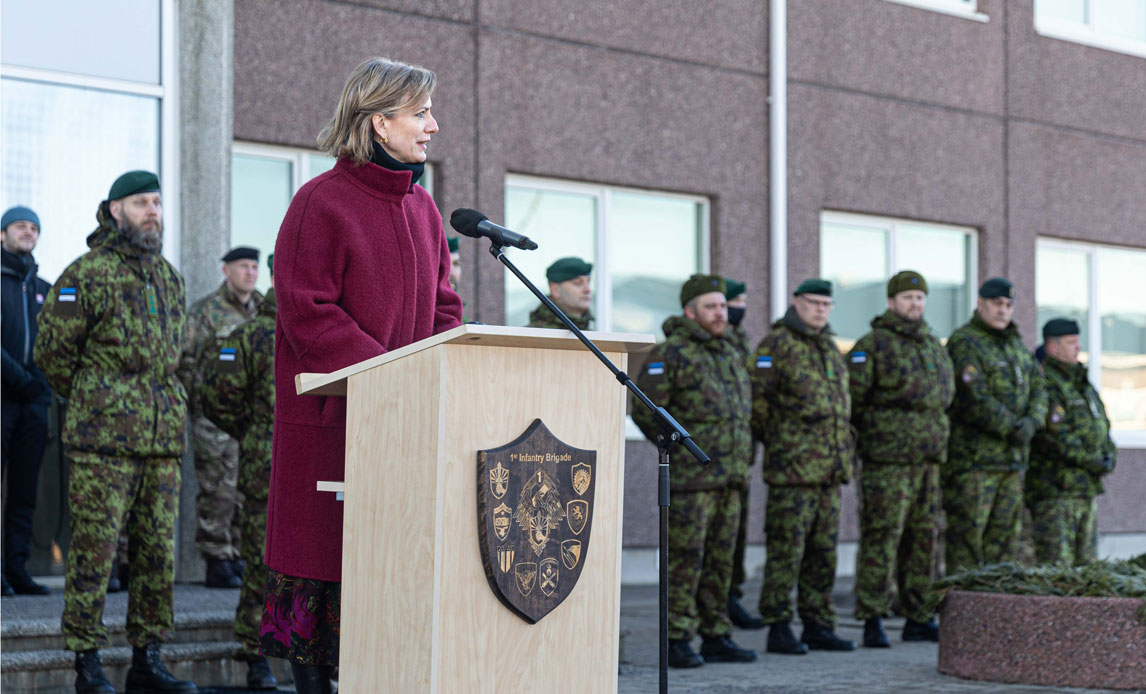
756, 355, 773, 369
851, 351, 867, 364
646, 361, 665, 376
961, 364, 978, 383
218, 347, 237, 362
58, 287, 77, 302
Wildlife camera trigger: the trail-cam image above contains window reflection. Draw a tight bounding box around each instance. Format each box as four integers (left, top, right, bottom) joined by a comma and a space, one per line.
1036, 245, 1090, 354
1097, 247, 1146, 430
1095, 0, 1146, 42
231, 155, 293, 295
1038, 0, 1088, 23
821, 222, 887, 349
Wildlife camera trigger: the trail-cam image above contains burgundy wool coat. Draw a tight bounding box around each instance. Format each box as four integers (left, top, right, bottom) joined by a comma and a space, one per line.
267, 157, 463, 581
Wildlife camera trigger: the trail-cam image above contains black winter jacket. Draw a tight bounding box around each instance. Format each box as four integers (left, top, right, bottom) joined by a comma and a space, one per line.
1, 248, 51, 402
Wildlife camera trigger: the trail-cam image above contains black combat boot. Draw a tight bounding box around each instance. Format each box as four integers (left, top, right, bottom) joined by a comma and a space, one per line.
74, 649, 115, 694
728, 596, 765, 630
6, 569, 50, 595
863, 617, 890, 648
289, 663, 334, 694
903, 617, 940, 642
204, 558, 241, 589
246, 656, 278, 690
106, 566, 121, 593
700, 635, 758, 662
1, 574, 14, 597
801, 621, 857, 651
766, 621, 808, 655
125, 643, 197, 693
667, 639, 703, 668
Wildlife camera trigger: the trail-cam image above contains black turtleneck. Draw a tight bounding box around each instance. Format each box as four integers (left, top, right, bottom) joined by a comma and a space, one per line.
370, 141, 424, 185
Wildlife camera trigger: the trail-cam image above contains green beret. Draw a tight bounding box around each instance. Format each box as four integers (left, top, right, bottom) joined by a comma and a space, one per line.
724, 279, 746, 300
267, 253, 274, 274
1043, 317, 1080, 340
222, 246, 259, 263
681, 274, 726, 307
794, 278, 832, 297
887, 270, 928, 297
979, 277, 1015, 300
546, 257, 593, 283
447, 236, 459, 253
108, 170, 160, 201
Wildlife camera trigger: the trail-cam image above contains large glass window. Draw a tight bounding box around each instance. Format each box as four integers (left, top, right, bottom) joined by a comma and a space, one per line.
231, 142, 432, 294
1037, 239, 1146, 439
1035, 0, 1146, 58
0, 0, 173, 282
502, 175, 709, 339
820, 211, 977, 350
879, 0, 987, 22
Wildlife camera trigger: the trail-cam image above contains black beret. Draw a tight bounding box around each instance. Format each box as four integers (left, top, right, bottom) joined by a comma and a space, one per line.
222, 246, 260, 263
724, 279, 746, 300
794, 278, 832, 297
887, 270, 928, 297
108, 170, 160, 201
447, 236, 459, 253
681, 274, 726, 307
979, 277, 1015, 299
1043, 318, 1080, 340
546, 257, 593, 283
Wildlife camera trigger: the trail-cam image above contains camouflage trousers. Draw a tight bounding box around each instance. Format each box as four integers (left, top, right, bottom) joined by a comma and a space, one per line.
1030, 497, 1098, 567
758, 485, 839, 629
192, 416, 242, 560
668, 487, 740, 640
730, 485, 750, 600
234, 434, 272, 659
943, 469, 1022, 574
854, 462, 939, 623
62, 453, 179, 651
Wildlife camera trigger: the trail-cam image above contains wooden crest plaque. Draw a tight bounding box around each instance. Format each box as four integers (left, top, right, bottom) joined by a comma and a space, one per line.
477, 419, 597, 624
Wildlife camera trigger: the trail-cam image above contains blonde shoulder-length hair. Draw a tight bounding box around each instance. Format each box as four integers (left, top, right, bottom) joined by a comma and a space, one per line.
317, 57, 436, 164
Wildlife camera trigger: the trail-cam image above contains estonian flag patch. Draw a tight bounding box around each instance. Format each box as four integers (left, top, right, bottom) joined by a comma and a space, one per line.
647, 361, 665, 376
218, 347, 237, 362
851, 352, 867, 364
756, 356, 773, 369
59, 287, 77, 302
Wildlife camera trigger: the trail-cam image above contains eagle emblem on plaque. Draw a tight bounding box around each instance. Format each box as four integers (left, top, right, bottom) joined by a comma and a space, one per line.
477, 419, 597, 624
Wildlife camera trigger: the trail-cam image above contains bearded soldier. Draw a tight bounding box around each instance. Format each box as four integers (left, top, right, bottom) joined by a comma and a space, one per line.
945, 277, 1048, 573
1027, 318, 1115, 566
848, 271, 954, 647
632, 274, 757, 668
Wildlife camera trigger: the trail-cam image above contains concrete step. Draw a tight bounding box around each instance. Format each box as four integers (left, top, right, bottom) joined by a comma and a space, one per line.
1, 610, 236, 653
1, 640, 294, 694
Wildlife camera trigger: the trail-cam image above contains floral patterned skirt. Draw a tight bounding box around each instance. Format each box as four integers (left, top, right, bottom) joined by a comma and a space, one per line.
258, 569, 341, 666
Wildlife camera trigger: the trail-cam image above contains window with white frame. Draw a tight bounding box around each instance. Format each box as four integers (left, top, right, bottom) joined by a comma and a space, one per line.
231, 142, 434, 294
820, 211, 978, 350
1037, 239, 1146, 441
1, 0, 177, 281
1035, 0, 1146, 58
502, 175, 709, 340
879, 0, 988, 23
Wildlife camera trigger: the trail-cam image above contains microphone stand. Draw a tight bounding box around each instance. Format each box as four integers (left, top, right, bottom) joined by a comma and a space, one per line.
489, 242, 709, 694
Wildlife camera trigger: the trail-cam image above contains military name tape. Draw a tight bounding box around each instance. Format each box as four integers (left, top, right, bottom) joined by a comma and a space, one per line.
647, 361, 665, 376
59, 287, 77, 302
756, 355, 772, 368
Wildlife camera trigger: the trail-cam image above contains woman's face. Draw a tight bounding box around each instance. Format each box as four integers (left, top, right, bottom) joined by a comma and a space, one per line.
375, 97, 438, 164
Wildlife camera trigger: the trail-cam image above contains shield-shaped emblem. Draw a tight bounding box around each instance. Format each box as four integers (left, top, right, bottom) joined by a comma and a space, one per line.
571, 462, 592, 496
566, 500, 589, 535
477, 419, 596, 624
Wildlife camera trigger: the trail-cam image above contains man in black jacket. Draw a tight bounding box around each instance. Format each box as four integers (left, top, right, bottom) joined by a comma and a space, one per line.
1, 205, 52, 596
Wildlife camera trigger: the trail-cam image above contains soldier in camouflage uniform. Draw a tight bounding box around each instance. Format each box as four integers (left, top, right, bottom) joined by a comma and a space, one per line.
751, 278, 856, 654
34, 171, 197, 693
721, 279, 765, 630
527, 256, 594, 330
632, 274, 757, 668
199, 253, 279, 690
178, 246, 263, 588
945, 277, 1048, 574
1027, 318, 1115, 566
847, 271, 954, 647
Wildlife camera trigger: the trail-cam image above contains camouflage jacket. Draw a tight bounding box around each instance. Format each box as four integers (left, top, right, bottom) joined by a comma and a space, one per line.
34, 203, 187, 457
527, 302, 593, 331
632, 315, 752, 491
946, 312, 1048, 473
1026, 356, 1115, 504
178, 282, 262, 418
751, 308, 855, 487
847, 311, 955, 465
200, 289, 275, 475
727, 324, 752, 362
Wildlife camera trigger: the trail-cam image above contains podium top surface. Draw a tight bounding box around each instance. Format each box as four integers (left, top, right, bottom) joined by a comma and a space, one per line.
296, 323, 656, 396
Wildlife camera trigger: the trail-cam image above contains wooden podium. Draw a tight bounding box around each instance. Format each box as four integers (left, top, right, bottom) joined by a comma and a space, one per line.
295, 324, 654, 693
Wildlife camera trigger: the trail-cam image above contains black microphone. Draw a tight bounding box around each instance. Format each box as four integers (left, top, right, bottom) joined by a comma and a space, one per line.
449, 208, 538, 251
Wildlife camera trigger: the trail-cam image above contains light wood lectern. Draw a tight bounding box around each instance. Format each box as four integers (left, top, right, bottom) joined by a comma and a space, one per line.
295, 324, 654, 693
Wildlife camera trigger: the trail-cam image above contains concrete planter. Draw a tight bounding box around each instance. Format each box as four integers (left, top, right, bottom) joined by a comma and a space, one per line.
938, 590, 1146, 690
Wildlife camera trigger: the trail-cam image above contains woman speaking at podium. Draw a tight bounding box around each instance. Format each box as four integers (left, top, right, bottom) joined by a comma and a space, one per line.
260, 57, 463, 693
